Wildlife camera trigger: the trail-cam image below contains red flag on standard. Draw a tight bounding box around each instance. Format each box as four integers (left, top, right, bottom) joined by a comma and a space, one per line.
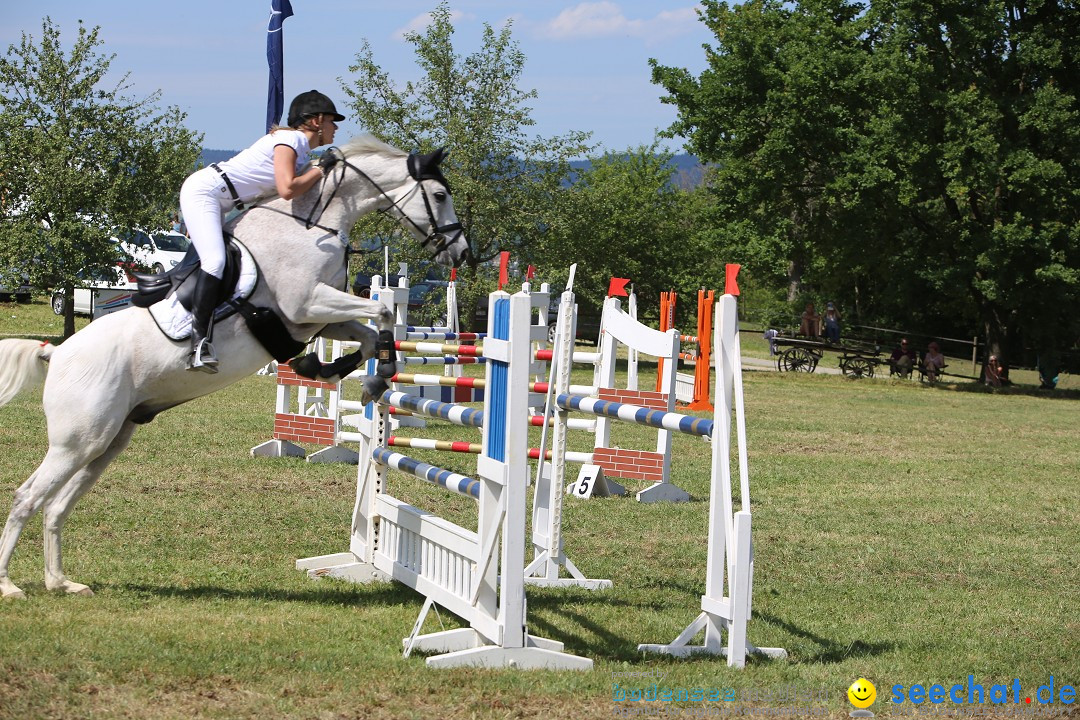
498, 251, 510, 290
526, 265, 536, 280
608, 277, 630, 297
724, 264, 741, 296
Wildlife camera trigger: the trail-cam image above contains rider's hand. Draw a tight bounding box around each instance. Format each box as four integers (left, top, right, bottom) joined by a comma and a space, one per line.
319, 147, 343, 175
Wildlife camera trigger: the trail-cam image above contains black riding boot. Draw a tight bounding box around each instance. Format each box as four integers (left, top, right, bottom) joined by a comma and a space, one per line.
188, 270, 222, 373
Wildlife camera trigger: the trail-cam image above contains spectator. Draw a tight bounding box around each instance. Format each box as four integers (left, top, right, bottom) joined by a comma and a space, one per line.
923, 341, 946, 382
823, 302, 842, 344
890, 338, 916, 377
1038, 353, 1059, 390
799, 303, 821, 339
985, 354, 1004, 387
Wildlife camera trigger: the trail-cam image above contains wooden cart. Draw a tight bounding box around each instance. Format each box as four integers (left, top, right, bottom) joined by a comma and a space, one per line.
771, 337, 885, 378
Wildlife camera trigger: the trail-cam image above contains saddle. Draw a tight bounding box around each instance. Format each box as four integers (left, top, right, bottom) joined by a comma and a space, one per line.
131, 240, 245, 317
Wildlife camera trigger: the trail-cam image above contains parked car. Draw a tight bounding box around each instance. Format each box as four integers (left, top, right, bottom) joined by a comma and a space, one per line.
116, 230, 191, 274
0, 271, 33, 303
545, 296, 603, 345
51, 264, 139, 317
352, 272, 450, 325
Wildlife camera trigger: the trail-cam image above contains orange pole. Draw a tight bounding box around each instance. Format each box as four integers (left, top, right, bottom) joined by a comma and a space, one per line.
657, 290, 677, 393
687, 289, 714, 411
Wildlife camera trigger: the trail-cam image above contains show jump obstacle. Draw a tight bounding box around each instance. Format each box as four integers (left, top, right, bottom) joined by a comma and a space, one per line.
658, 288, 716, 412
297, 288, 592, 670
297, 269, 785, 669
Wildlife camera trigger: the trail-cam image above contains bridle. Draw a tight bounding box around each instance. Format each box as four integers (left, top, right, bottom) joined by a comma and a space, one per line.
256, 151, 463, 259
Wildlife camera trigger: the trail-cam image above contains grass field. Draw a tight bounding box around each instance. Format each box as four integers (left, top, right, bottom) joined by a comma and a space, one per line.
0, 298, 1077, 719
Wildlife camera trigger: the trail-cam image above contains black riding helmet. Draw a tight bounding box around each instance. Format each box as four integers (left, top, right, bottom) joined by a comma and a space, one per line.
287, 90, 346, 128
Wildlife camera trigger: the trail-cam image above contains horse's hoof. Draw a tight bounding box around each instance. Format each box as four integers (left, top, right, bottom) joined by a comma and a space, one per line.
47, 580, 94, 596
1, 585, 26, 600
361, 376, 389, 406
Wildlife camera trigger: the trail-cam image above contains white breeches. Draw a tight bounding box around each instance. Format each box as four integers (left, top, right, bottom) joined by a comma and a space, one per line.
179, 168, 237, 279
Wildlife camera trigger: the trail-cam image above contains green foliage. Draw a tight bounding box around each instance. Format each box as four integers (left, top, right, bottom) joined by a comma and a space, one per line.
651, 0, 1080, 368
0, 18, 202, 337
534, 144, 710, 316
340, 2, 593, 318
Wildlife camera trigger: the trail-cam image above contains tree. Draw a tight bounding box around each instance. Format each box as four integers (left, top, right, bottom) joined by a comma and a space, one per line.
652, 0, 1080, 372
339, 2, 593, 313
535, 145, 707, 317
859, 0, 1080, 372
650, 0, 874, 305
0, 18, 202, 337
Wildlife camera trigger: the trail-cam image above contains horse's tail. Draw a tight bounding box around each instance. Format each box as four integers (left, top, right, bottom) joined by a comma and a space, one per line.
0, 339, 54, 407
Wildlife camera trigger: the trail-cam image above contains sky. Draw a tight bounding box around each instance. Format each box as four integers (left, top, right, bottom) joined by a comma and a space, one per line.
0, 1, 714, 157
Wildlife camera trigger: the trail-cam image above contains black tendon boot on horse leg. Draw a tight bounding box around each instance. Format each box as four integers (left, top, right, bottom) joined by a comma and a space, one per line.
188, 270, 222, 372
289, 330, 398, 403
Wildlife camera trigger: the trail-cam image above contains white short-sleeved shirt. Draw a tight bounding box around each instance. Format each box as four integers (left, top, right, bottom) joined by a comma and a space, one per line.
217, 129, 311, 202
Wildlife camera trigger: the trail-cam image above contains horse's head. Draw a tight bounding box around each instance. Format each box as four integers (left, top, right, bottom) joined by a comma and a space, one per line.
334, 137, 469, 268
397, 148, 469, 268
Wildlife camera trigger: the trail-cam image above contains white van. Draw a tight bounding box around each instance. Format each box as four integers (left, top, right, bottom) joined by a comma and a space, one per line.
116, 230, 191, 274
51, 264, 139, 318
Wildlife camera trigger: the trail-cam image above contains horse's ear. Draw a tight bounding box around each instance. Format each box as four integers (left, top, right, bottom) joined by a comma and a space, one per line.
434, 147, 449, 164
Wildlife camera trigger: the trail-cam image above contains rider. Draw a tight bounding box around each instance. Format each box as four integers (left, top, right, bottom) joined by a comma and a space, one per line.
178, 90, 345, 372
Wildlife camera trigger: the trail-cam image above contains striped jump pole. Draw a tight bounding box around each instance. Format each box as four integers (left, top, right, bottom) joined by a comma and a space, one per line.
386, 437, 593, 466
528, 415, 597, 431
381, 390, 484, 428
404, 331, 486, 341
372, 447, 481, 498
405, 325, 452, 333
527, 447, 595, 464
392, 372, 595, 397
396, 340, 484, 357
388, 436, 481, 454
555, 393, 714, 438
402, 356, 487, 366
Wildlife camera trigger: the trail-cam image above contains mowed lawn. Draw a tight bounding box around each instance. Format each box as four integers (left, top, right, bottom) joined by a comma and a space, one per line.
0, 299, 1077, 719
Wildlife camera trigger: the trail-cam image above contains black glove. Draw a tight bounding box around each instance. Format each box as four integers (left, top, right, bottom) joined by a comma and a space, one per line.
319, 147, 344, 175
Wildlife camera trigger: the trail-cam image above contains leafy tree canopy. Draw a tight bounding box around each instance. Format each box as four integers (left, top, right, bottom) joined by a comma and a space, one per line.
652, 0, 1080, 371
340, 0, 594, 308
0, 18, 202, 336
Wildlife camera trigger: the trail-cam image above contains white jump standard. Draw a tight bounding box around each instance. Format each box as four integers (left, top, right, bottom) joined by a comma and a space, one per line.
637, 293, 787, 667
297, 289, 591, 670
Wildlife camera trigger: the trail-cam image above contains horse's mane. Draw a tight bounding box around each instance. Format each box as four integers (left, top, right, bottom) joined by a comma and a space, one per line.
339, 134, 407, 160
238, 134, 406, 211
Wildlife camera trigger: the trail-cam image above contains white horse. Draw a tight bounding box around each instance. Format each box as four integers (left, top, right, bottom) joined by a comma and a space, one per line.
0, 135, 469, 599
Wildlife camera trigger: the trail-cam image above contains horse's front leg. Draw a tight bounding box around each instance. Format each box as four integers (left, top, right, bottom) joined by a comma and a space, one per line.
292, 283, 395, 332
291, 321, 378, 382
289, 292, 397, 405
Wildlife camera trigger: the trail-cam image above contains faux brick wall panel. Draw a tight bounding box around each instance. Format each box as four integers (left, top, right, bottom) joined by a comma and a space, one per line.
595, 388, 669, 410
593, 447, 666, 482
274, 414, 336, 444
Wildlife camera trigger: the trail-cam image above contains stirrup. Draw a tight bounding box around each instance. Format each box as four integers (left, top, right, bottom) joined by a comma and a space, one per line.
189, 338, 219, 373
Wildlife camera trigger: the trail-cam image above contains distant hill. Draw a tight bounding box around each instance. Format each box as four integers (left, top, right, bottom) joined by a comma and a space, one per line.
669, 154, 706, 189
199, 149, 704, 187
199, 149, 236, 167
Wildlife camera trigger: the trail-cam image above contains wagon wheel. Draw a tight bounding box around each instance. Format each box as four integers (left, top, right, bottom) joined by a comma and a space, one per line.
843, 357, 875, 378
778, 347, 818, 373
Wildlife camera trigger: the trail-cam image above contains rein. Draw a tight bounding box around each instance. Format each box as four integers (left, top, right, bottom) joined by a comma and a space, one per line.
248, 152, 462, 259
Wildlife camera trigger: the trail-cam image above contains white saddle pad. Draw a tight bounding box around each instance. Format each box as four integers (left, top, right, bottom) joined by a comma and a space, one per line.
149, 240, 259, 341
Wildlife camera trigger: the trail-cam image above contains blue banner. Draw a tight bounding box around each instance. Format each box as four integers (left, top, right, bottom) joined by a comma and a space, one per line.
265, 0, 294, 132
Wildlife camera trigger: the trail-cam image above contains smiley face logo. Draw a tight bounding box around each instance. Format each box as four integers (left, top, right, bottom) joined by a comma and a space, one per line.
848, 678, 877, 709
